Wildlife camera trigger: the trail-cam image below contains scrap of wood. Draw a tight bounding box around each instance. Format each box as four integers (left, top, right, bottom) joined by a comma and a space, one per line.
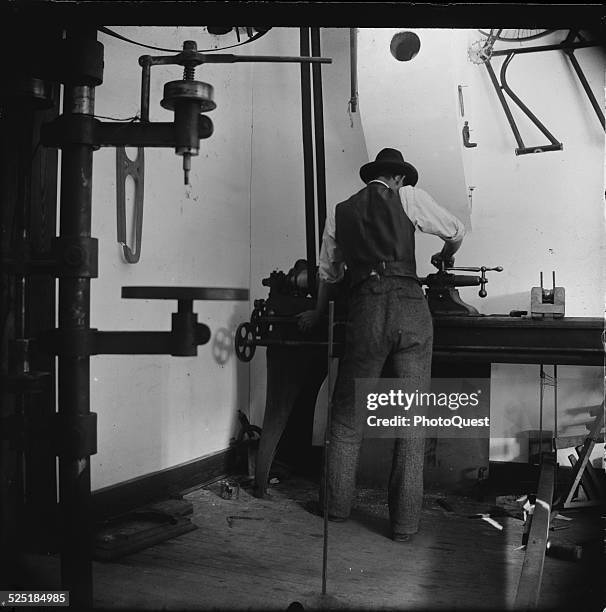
513, 454, 555, 611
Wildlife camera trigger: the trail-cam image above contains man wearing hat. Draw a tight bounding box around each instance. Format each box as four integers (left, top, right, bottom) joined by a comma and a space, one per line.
298, 148, 465, 541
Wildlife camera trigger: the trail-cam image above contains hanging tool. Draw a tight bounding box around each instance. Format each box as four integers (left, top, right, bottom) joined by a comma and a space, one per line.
462, 121, 477, 148
116, 146, 145, 263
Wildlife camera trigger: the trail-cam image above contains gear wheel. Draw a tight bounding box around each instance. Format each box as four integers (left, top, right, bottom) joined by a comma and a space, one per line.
468, 40, 493, 65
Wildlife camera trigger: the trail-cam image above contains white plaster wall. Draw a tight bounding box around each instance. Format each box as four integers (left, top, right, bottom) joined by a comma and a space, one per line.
357, 28, 604, 464
357, 28, 472, 281
91, 27, 257, 489
359, 28, 605, 463
460, 30, 606, 463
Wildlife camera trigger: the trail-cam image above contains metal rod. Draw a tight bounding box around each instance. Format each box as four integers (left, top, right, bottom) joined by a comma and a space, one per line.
553, 364, 558, 441
349, 28, 358, 112
139, 58, 151, 122
12, 106, 36, 523
322, 300, 335, 596
57, 30, 97, 609
539, 365, 544, 463
500, 53, 562, 147
300, 27, 317, 290
148, 53, 332, 66
484, 60, 525, 150
491, 40, 600, 57
563, 49, 605, 130
311, 27, 327, 260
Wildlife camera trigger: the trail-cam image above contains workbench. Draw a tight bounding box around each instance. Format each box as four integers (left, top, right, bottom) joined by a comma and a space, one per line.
432, 315, 603, 366
253, 313, 603, 497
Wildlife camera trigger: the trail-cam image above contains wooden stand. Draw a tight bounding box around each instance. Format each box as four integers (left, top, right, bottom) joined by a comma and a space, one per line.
554, 405, 605, 509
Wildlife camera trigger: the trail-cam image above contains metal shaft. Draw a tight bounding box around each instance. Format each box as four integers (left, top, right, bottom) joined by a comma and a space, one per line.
57, 36, 96, 607
322, 300, 335, 596
311, 28, 327, 254
300, 28, 317, 290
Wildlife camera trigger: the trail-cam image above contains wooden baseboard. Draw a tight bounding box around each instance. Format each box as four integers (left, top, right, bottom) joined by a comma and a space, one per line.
92, 444, 245, 521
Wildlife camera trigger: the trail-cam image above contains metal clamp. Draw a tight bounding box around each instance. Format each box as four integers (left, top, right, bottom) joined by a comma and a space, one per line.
116, 146, 145, 263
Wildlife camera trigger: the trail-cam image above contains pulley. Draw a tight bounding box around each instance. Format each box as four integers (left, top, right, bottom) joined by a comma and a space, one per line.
235, 322, 256, 362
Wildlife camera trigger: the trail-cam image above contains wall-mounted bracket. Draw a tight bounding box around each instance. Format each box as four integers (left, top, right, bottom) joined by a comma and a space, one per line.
116, 146, 144, 263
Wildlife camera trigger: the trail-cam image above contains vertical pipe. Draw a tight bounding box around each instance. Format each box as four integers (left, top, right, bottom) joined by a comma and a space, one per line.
300, 27, 317, 290
563, 49, 605, 129
12, 106, 35, 531
553, 364, 558, 441
57, 33, 96, 608
539, 365, 544, 464
311, 28, 327, 256
349, 28, 358, 113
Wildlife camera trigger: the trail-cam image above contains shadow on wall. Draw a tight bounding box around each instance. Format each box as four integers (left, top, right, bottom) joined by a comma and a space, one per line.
468, 291, 531, 316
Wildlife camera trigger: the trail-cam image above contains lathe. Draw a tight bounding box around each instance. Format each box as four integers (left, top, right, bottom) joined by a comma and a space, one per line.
236, 260, 494, 497
235, 259, 602, 498
235, 259, 503, 361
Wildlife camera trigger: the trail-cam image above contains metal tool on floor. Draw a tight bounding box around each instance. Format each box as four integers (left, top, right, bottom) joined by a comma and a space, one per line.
468, 513, 504, 531
219, 479, 240, 500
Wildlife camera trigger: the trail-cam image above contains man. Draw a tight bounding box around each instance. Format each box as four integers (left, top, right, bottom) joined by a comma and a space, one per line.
297, 148, 465, 542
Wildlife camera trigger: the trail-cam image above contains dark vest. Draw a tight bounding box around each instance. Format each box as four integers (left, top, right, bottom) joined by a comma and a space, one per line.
335, 182, 417, 286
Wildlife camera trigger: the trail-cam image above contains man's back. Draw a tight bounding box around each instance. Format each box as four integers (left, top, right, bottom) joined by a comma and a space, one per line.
335, 181, 417, 284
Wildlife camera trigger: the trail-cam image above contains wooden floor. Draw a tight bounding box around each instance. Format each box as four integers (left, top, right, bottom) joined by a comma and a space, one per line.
22, 475, 604, 610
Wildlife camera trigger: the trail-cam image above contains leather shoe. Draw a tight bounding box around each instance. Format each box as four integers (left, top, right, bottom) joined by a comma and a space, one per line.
392, 533, 415, 543
304, 501, 348, 522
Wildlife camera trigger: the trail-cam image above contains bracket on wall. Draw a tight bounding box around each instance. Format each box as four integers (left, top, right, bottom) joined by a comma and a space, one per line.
116, 146, 144, 263
473, 29, 604, 155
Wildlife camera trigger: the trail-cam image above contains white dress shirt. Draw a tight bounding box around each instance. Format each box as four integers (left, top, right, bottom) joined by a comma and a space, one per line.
318, 180, 466, 283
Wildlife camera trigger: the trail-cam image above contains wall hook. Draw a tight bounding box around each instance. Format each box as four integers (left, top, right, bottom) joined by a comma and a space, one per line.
116, 146, 144, 263
462, 121, 477, 148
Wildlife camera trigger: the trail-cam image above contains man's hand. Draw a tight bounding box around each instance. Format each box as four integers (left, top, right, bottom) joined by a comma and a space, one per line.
297, 309, 322, 332
431, 252, 454, 271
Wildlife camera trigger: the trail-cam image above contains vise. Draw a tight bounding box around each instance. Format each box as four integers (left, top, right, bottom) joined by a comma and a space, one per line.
419, 266, 503, 317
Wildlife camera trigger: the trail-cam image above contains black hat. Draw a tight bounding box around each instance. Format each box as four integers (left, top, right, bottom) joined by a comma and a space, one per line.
359, 148, 418, 186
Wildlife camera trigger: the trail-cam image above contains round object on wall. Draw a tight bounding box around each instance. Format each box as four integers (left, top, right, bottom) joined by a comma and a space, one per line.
390, 31, 421, 62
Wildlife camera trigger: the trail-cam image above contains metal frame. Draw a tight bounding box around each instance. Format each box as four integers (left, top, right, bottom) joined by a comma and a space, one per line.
484, 30, 604, 155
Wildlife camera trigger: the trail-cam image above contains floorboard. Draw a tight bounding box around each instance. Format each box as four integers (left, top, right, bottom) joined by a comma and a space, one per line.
19, 475, 603, 610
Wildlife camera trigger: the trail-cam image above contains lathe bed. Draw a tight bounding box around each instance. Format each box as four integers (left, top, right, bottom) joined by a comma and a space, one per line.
432, 315, 603, 366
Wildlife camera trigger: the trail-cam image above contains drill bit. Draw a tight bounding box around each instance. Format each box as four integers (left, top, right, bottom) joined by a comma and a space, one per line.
183, 152, 191, 185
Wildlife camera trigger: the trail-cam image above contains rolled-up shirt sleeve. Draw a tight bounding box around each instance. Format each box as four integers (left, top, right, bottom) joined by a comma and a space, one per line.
400, 185, 466, 242
318, 209, 346, 283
